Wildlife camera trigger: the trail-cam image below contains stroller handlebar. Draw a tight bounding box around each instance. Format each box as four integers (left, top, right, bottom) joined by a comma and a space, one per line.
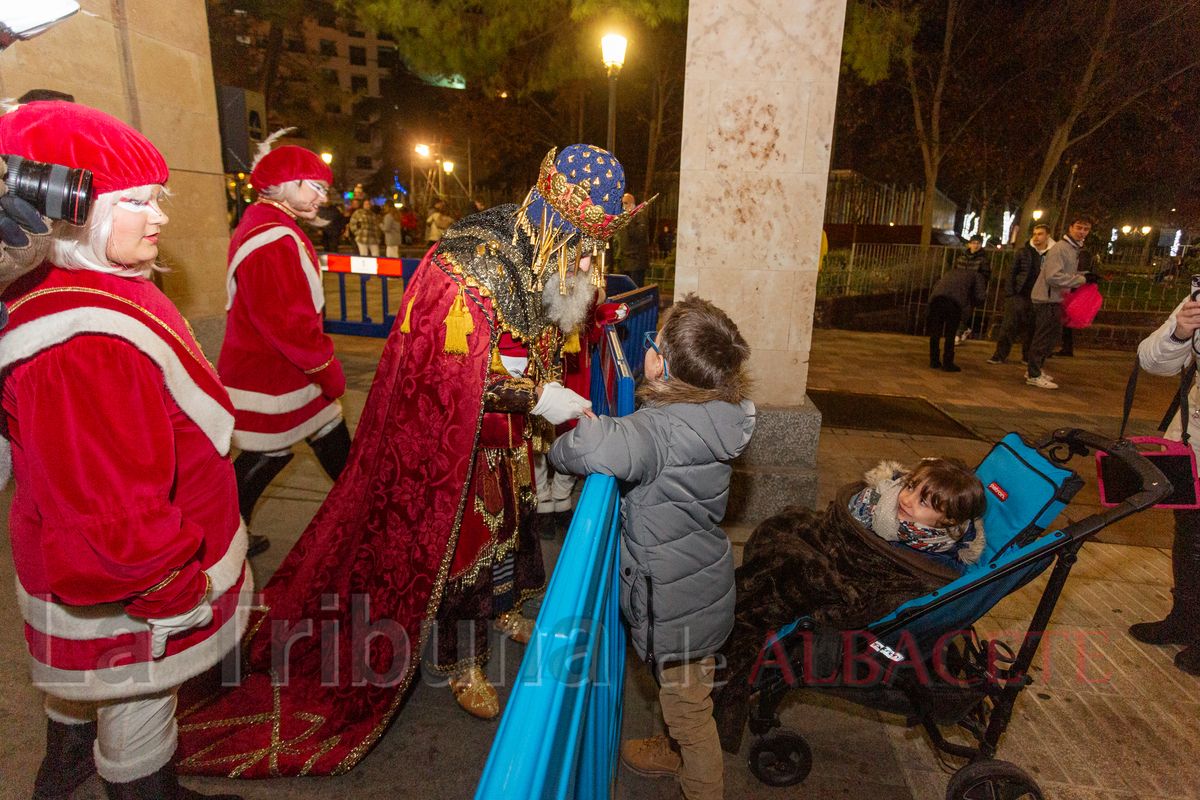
1044, 428, 1172, 516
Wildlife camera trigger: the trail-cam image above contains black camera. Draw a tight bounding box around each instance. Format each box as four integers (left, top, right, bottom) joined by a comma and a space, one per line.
2, 155, 93, 226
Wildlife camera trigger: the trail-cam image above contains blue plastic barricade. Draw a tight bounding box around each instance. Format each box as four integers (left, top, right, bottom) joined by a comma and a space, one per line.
473, 474, 625, 800
319, 253, 419, 338
476, 329, 641, 800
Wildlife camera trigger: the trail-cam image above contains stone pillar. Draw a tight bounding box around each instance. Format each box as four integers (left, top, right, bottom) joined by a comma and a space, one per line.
0, 0, 231, 355
676, 0, 847, 519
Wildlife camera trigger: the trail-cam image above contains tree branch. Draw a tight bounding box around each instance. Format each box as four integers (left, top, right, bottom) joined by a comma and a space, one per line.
1066, 59, 1200, 147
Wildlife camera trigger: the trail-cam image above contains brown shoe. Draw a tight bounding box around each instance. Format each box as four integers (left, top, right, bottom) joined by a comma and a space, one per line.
620, 733, 681, 778
494, 610, 535, 644
449, 666, 500, 720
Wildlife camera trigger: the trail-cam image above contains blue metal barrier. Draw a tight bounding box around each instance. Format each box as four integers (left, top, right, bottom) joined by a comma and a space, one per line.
319, 253, 420, 338
474, 474, 625, 799
609, 285, 660, 379
476, 318, 644, 800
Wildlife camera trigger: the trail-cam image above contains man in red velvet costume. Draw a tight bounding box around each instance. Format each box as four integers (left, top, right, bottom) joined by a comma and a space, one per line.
219, 133, 349, 558
0, 103, 249, 800
175, 144, 651, 776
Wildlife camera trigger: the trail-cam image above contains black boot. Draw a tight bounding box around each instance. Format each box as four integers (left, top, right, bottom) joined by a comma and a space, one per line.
308, 419, 351, 481
233, 450, 294, 557
102, 762, 241, 800
1130, 510, 1200, 669
32, 720, 97, 800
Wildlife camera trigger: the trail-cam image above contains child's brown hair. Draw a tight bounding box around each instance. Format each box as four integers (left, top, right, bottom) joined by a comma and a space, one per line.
904, 458, 986, 528
637, 294, 751, 407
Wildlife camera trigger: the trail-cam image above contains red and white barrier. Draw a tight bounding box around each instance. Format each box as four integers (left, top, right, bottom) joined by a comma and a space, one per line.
320, 254, 408, 276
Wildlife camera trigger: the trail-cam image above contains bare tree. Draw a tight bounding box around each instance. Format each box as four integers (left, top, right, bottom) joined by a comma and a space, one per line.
1015, 0, 1200, 239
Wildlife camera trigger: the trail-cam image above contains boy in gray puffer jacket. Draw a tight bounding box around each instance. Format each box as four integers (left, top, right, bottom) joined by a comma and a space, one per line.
550, 295, 755, 800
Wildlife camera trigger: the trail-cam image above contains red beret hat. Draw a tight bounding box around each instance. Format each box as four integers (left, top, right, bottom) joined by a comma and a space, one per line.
249, 145, 333, 192
0, 101, 168, 195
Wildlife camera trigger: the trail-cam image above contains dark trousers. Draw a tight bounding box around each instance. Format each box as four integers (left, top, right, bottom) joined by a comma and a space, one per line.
927, 296, 962, 367
1026, 302, 1062, 378
991, 295, 1035, 362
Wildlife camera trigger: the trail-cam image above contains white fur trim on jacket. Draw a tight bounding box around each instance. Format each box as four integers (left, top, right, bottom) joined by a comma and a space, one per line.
19, 523, 252, 701
17, 523, 248, 641
232, 399, 342, 452
0, 307, 234, 459
227, 383, 323, 415
226, 227, 324, 314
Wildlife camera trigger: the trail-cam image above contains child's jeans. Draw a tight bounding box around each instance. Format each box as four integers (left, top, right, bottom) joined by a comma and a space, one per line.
659, 656, 722, 800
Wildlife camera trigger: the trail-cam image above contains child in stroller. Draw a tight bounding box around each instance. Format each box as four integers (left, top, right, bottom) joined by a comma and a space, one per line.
849, 457, 987, 572
710, 430, 1166, 799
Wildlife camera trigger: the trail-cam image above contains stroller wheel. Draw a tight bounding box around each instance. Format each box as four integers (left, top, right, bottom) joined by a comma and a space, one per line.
747, 729, 812, 787
945, 759, 1043, 800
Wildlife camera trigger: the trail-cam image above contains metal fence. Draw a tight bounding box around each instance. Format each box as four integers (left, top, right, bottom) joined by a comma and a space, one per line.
817, 243, 1192, 339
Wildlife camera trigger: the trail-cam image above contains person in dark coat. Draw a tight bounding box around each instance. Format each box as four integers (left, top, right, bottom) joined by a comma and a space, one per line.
318, 199, 347, 253
618, 192, 651, 287
989, 223, 1052, 364
953, 234, 991, 342
927, 254, 988, 372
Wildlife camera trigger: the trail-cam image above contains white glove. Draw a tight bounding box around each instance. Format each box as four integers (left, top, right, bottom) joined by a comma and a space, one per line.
532, 382, 592, 425
147, 601, 213, 659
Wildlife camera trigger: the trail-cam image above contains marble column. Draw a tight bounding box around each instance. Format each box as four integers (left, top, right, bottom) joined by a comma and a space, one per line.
675, 0, 847, 405
676, 0, 848, 520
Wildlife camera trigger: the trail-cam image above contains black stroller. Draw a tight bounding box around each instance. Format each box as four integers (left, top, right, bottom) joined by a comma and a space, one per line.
742, 429, 1169, 800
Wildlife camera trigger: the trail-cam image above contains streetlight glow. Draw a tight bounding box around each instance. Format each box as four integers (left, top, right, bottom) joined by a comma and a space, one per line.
415, 144, 430, 157
601, 34, 627, 69
443, 160, 454, 174
1141, 225, 1152, 235
1121, 225, 1132, 234
1032, 209, 1043, 220
320, 152, 333, 164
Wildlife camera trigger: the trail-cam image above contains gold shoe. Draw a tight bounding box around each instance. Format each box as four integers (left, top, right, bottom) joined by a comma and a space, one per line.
449, 666, 500, 720
494, 610, 535, 644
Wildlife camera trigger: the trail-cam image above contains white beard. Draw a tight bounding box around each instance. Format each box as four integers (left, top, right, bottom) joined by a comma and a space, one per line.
542, 270, 596, 332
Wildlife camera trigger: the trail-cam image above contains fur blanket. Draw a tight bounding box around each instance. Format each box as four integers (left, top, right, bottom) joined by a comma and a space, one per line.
712, 483, 961, 753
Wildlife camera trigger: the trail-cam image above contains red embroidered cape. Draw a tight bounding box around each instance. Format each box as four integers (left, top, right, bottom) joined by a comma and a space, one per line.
176, 250, 504, 777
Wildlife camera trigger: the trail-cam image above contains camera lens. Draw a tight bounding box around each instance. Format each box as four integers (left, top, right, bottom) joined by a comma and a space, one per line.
4, 155, 93, 226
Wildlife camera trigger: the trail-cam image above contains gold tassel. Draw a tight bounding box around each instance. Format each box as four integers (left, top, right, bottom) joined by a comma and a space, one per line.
563, 330, 581, 353
443, 289, 474, 354
490, 345, 506, 374
399, 297, 415, 333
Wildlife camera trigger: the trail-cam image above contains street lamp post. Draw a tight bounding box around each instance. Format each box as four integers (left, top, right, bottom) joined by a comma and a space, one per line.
602, 34, 627, 154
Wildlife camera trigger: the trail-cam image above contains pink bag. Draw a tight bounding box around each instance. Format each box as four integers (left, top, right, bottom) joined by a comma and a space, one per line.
1061, 282, 1102, 328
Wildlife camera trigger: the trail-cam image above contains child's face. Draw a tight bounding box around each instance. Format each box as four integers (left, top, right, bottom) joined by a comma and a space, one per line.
897, 481, 947, 528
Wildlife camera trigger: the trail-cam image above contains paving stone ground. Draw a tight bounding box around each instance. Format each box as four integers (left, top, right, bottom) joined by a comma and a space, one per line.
0, 328, 1193, 800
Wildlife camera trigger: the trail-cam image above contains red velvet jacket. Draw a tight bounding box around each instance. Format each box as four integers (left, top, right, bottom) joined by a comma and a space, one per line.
219, 202, 345, 452
0, 266, 251, 701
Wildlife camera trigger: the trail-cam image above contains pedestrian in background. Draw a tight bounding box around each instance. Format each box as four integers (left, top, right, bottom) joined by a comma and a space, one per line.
1025, 215, 1096, 389
927, 253, 988, 372
426, 200, 454, 246
379, 206, 402, 258
618, 192, 650, 287
349, 199, 381, 257
954, 234, 990, 343
989, 223, 1052, 365
317, 198, 347, 253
